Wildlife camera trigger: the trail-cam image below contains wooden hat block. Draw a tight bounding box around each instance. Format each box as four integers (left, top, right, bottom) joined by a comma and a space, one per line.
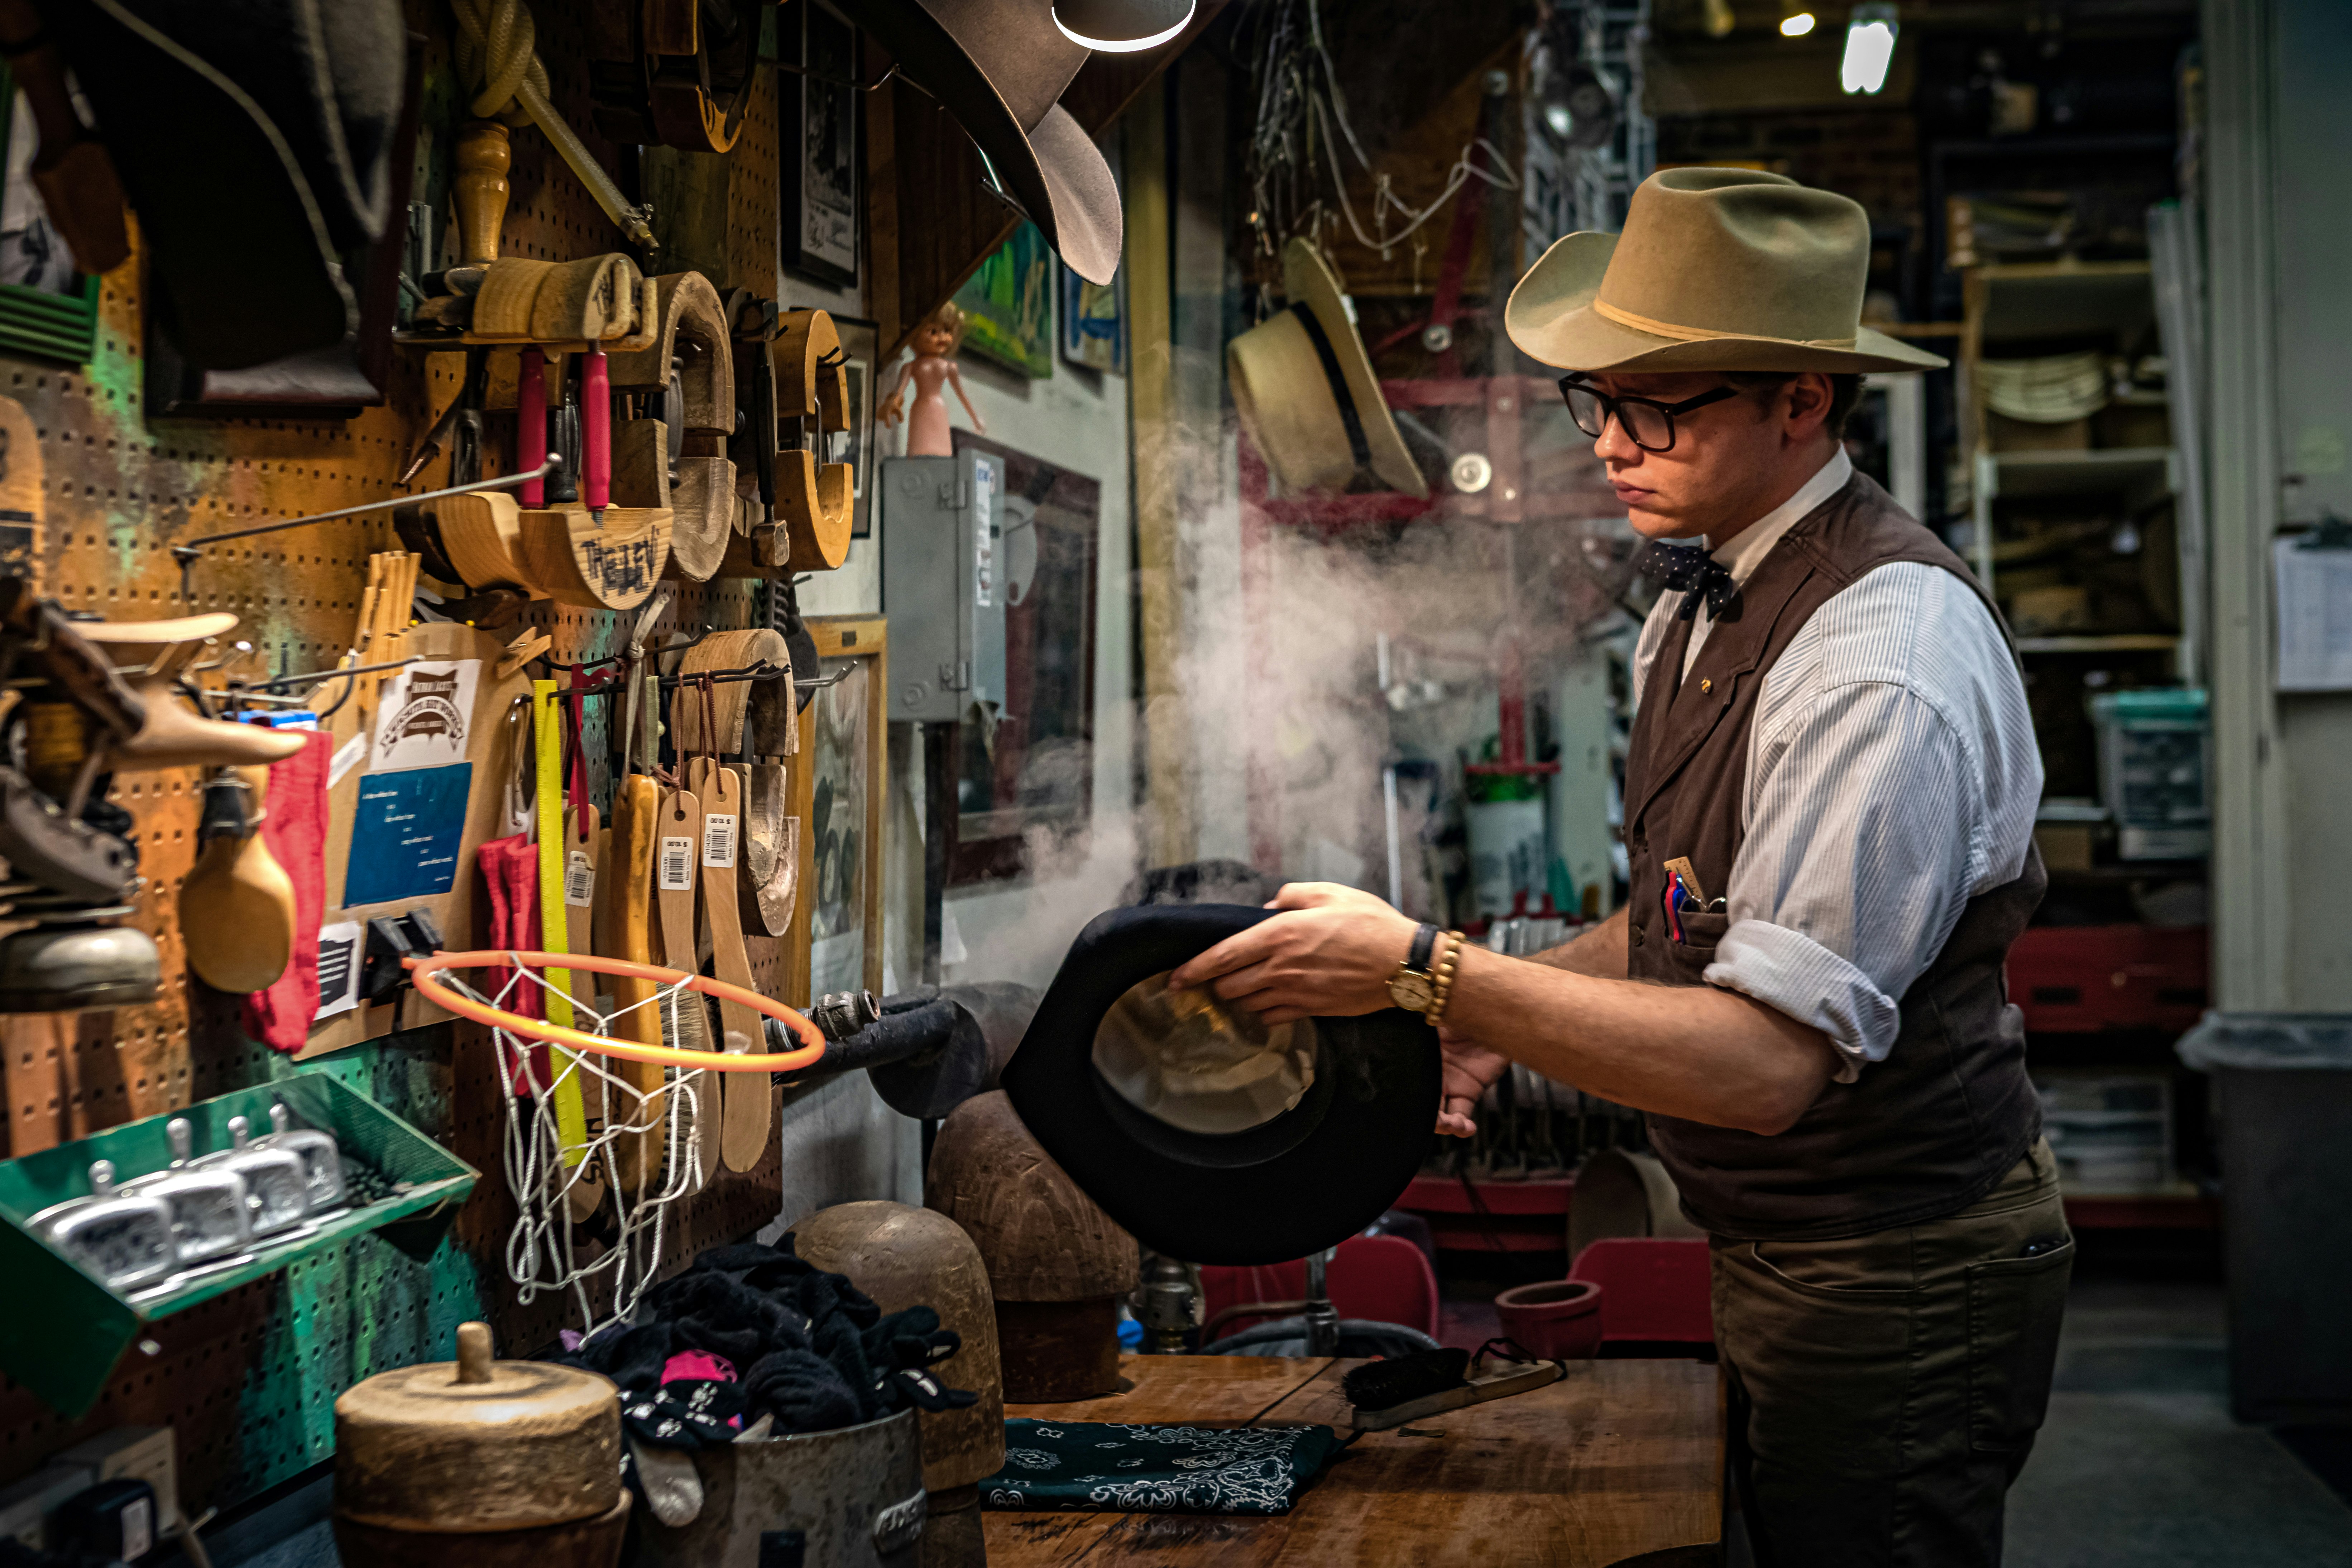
516, 504, 673, 610
791, 1201, 1007, 1490
611, 271, 735, 581
927, 1091, 1139, 1403
333, 1322, 627, 1568
435, 491, 547, 598
772, 309, 854, 573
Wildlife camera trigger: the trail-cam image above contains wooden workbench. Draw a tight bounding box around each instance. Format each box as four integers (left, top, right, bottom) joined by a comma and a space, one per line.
984, 1354, 1724, 1567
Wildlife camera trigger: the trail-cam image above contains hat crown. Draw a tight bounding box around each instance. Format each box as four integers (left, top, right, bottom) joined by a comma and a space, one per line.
923, 0, 1089, 131
1597, 168, 1871, 346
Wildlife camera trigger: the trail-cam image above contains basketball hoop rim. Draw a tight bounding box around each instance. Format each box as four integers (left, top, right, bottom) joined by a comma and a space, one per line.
405, 949, 829, 1073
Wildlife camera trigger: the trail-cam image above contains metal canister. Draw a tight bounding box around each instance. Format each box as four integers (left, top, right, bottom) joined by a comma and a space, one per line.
636, 1408, 926, 1568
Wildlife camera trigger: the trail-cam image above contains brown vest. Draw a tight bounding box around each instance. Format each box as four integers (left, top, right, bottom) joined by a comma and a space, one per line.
1624, 471, 2045, 1241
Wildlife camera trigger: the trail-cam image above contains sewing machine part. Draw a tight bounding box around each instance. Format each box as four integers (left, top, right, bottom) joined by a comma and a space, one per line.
28, 1160, 178, 1293
123, 1117, 254, 1266
254, 1102, 348, 1213
193, 1115, 312, 1238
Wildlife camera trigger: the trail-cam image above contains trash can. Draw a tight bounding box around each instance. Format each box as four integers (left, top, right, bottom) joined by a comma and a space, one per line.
2177, 1011, 2352, 1425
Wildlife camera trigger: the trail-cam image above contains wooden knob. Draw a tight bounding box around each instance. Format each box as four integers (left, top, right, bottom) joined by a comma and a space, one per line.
455, 1322, 493, 1385
454, 121, 511, 267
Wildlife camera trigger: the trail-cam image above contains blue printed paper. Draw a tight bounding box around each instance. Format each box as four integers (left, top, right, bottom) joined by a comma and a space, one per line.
345, 763, 472, 906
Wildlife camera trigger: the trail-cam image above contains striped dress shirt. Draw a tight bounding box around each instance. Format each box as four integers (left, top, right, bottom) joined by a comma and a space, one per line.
1630, 450, 2044, 1079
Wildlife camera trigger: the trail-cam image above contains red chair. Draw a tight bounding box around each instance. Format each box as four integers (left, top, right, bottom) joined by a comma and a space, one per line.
1199, 1234, 1441, 1344
1567, 1237, 1714, 1354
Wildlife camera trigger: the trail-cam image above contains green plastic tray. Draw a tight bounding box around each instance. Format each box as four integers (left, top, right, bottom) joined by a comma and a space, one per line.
0, 1071, 479, 1416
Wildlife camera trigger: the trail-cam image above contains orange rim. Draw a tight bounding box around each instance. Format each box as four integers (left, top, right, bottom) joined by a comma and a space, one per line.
405, 950, 828, 1073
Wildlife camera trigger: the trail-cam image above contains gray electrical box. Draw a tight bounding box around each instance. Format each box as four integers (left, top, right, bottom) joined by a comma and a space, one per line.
880, 450, 1006, 723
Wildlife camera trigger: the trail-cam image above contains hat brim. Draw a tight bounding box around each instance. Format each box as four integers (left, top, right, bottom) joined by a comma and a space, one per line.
1278, 243, 1431, 498
1506, 231, 1951, 374
1000, 903, 1440, 1266
859, 3, 1121, 285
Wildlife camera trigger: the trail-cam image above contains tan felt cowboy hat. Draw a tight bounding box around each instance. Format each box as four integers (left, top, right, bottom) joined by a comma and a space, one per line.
1507, 168, 1950, 374
861, 0, 1121, 285
1228, 239, 1430, 499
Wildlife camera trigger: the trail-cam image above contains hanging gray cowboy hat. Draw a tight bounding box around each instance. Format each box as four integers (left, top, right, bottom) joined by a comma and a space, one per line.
1507, 167, 1949, 374
47, 0, 408, 370
1227, 239, 1430, 499
860, 0, 1121, 285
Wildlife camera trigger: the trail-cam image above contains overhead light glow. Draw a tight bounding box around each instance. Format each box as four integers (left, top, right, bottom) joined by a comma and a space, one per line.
1779, 12, 1817, 37
1544, 104, 1575, 140
1841, 4, 1899, 93
1052, 0, 1195, 53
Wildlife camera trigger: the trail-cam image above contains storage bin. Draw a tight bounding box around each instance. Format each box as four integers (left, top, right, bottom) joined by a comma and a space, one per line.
2035, 1070, 2174, 1194
2007, 924, 2209, 1034
2090, 687, 2210, 860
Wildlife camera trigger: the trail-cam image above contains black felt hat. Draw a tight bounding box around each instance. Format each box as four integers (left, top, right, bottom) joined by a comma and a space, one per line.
1000, 903, 1440, 1266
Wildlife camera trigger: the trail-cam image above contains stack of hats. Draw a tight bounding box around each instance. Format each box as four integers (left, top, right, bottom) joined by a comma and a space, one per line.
1980, 350, 2109, 423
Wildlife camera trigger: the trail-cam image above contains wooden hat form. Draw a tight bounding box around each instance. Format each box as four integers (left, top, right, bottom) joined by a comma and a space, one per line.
334, 1321, 622, 1533
435, 491, 547, 599
790, 1201, 1006, 1493
772, 309, 853, 572
668, 628, 792, 755
928, 1091, 1138, 1401
514, 503, 673, 610
610, 271, 736, 581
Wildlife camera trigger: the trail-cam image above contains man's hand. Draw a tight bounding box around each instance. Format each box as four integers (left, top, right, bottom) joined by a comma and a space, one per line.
1164, 882, 1419, 1025
1436, 1027, 1512, 1137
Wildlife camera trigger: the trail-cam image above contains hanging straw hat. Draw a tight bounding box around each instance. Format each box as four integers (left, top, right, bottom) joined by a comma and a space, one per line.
1227, 239, 1429, 499
859, 0, 1121, 285
1507, 168, 1949, 374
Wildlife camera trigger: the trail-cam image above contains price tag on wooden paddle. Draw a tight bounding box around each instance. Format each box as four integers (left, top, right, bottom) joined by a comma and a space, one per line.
690, 757, 770, 1174
701, 809, 737, 869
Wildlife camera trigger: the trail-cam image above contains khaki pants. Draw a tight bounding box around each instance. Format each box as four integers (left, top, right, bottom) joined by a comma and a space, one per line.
1710, 1140, 2073, 1568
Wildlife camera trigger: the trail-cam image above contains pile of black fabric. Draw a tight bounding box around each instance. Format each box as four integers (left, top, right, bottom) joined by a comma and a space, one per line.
553, 1237, 975, 1452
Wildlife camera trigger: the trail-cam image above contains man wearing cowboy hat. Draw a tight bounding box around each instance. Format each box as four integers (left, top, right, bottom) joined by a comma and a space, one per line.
1173, 168, 2065, 1567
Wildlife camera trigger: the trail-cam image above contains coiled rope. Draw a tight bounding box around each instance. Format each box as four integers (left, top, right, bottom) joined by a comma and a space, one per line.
447, 0, 656, 250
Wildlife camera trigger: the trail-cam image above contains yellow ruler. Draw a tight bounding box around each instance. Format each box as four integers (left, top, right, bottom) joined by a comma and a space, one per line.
534, 679, 590, 1162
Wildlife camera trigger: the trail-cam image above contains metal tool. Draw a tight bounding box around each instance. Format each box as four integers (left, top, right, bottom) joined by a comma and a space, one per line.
253, 1101, 347, 1213
28, 1160, 177, 1292
192, 1115, 310, 1238
123, 1118, 254, 1266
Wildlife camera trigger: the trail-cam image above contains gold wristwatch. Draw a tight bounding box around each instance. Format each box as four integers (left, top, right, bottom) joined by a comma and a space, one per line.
1390, 923, 1465, 1019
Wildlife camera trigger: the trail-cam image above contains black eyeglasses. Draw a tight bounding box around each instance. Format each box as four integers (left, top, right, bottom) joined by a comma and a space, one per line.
1557, 377, 1742, 452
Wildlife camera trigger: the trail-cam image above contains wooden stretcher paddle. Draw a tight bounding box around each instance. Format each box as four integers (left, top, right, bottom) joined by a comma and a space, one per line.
654, 780, 717, 1184
690, 756, 770, 1171
602, 775, 666, 1190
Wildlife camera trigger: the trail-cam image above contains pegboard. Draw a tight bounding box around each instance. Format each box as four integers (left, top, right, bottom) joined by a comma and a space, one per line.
0, 0, 816, 1516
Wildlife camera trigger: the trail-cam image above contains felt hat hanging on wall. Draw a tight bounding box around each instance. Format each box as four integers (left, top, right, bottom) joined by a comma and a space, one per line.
48, 0, 410, 370
858, 0, 1123, 285
999, 903, 1441, 1266
1227, 239, 1431, 500
1506, 167, 1950, 375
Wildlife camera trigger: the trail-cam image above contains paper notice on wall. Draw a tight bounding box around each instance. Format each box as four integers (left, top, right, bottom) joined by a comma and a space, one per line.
371, 658, 482, 772
316, 921, 365, 1019
2276, 537, 2352, 691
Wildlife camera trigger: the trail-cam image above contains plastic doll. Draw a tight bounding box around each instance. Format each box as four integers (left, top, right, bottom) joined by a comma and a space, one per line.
878, 301, 986, 456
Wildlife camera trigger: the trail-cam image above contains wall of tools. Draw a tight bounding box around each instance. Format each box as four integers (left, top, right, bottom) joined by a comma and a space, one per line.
0, 0, 847, 1521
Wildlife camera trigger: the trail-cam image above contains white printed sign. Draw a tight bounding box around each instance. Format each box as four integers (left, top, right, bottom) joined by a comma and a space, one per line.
315, 921, 365, 1020
370, 659, 482, 773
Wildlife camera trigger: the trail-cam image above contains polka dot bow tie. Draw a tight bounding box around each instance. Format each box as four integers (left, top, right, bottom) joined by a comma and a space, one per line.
1636, 540, 1740, 622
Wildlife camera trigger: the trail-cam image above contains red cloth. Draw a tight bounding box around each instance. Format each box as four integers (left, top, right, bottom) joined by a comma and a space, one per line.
476, 832, 546, 1086
241, 730, 332, 1052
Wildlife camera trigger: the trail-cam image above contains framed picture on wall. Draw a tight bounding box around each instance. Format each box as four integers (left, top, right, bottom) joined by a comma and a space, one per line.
952, 222, 1054, 378
829, 312, 880, 537
781, 3, 859, 287
946, 432, 1098, 884
789, 616, 887, 1002
1060, 263, 1125, 375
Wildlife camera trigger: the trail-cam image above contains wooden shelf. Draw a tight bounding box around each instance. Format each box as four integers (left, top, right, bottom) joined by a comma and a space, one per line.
1977, 261, 2157, 342
1981, 446, 2178, 501
2016, 634, 2181, 654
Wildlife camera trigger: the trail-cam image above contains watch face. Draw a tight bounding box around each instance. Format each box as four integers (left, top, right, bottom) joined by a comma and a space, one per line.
1389, 973, 1435, 1014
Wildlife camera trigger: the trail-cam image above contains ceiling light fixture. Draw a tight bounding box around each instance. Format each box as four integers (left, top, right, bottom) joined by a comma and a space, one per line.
1052, 0, 1196, 53
1841, 3, 1900, 93
1780, 11, 1818, 37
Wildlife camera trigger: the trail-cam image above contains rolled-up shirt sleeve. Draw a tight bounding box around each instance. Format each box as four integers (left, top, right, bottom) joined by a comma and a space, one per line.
1701, 676, 1989, 1082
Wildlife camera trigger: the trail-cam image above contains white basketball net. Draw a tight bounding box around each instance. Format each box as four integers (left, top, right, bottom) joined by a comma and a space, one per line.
439, 956, 721, 1336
